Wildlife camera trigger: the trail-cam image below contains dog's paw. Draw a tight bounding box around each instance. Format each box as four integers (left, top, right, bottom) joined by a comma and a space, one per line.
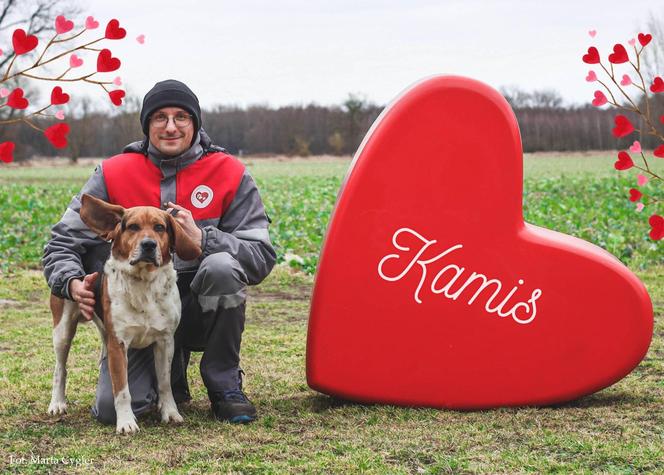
116, 417, 139, 435
160, 407, 184, 424
48, 400, 67, 416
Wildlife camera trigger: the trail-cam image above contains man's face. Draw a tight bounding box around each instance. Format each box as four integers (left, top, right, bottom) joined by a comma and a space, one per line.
148, 107, 195, 156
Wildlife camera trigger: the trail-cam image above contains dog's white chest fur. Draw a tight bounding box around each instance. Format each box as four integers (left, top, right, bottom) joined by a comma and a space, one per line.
104, 257, 181, 349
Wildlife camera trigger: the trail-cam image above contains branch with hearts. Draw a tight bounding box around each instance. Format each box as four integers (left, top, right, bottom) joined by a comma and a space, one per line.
582, 30, 663, 240
0, 15, 136, 163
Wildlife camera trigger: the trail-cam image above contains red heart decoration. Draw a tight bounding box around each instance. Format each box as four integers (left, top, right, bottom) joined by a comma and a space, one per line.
50, 86, 69, 105
0, 141, 15, 163
591, 90, 607, 107
654, 145, 664, 158
612, 115, 634, 138
582, 47, 600, 64
614, 151, 634, 170
109, 89, 125, 106
628, 188, 642, 202
649, 215, 663, 240
44, 123, 70, 149
638, 33, 652, 47
54, 15, 74, 35
582, 46, 599, 64
196, 191, 209, 203
105, 19, 126, 40
7, 88, 28, 109
11, 29, 38, 55
306, 76, 653, 408
650, 76, 664, 93
608, 44, 629, 64
97, 49, 121, 72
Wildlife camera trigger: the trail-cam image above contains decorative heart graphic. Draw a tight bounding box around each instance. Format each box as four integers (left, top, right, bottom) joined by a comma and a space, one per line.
582, 47, 600, 64
113, 76, 122, 86
614, 151, 634, 170
608, 44, 628, 64
585, 71, 597, 82
629, 141, 641, 153
628, 38, 636, 47
638, 33, 652, 47
55, 15, 74, 34
55, 110, 65, 120
628, 188, 642, 202
0, 141, 15, 163
588, 30, 596, 38
650, 77, 664, 93
636, 203, 645, 212
44, 123, 70, 149
136, 34, 145, 44
612, 115, 634, 138
591, 90, 607, 107
654, 145, 664, 158
50, 86, 69, 105
0, 88, 9, 98
637, 174, 648, 186
85, 16, 99, 30
12, 29, 38, 55
97, 49, 121, 72
620, 74, 632, 86
306, 76, 653, 408
69, 54, 83, 68
196, 192, 209, 203
108, 89, 125, 106
0, 48, 3, 56
105, 19, 126, 40
649, 215, 663, 240
7, 88, 28, 109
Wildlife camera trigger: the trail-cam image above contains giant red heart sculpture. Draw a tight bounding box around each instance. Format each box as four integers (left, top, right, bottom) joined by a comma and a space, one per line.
306, 76, 653, 408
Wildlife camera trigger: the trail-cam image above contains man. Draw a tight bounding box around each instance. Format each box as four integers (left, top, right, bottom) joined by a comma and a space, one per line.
42, 80, 276, 424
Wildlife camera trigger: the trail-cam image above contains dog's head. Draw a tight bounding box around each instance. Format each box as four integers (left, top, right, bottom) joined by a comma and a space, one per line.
80, 194, 201, 268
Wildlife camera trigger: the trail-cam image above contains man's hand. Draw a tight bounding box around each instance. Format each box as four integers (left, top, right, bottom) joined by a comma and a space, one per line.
166, 202, 203, 247
69, 272, 98, 320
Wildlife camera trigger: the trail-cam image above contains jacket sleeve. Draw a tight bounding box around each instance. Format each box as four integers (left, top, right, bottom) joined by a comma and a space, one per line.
42, 165, 109, 299
200, 170, 276, 285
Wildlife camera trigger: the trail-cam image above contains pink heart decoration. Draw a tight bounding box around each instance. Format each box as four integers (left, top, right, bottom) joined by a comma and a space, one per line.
588, 30, 596, 38
636, 203, 645, 212
629, 141, 641, 153
637, 174, 648, 186
585, 71, 597, 82
620, 74, 632, 86
55, 15, 74, 35
85, 16, 99, 29
0, 88, 10, 98
306, 76, 653, 408
0, 48, 3, 56
55, 110, 65, 120
591, 90, 607, 106
628, 38, 636, 46
113, 76, 122, 86
136, 34, 145, 44
70, 54, 83, 68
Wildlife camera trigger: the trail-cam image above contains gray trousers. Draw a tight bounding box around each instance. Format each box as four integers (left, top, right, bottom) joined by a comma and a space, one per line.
92, 252, 248, 425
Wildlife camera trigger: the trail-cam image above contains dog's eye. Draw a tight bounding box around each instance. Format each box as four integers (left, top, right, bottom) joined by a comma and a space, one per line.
154, 224, 166, 232
127, 223, 140, 231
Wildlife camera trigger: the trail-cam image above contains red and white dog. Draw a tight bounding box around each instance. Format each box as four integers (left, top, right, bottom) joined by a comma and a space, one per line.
48, 194, 201, 434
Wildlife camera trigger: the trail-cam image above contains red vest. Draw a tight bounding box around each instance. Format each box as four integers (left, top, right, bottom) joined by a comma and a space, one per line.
102, 152, 245, 221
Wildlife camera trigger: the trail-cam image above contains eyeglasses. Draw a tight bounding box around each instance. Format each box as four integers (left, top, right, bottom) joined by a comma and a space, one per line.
149, 112, 192, 128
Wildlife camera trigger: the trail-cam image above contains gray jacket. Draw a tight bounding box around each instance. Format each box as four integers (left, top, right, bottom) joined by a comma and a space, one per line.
42, 130, 276, 299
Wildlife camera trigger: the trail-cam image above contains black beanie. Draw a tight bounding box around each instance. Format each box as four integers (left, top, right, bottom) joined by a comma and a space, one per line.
140, 79, 201, 135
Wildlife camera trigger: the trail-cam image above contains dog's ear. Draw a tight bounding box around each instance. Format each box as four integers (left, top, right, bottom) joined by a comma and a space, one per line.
80, 194, 125, 241
166, 213, 202, 261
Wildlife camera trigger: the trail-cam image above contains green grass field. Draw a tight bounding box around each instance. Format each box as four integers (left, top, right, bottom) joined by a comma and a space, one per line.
0, 155, 662, 473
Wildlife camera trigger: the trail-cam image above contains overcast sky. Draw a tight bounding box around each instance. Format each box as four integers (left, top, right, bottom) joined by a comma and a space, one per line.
19, 0, 664, 109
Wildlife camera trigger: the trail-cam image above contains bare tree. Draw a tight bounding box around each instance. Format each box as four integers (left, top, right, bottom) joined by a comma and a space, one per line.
641, 9, 664, 80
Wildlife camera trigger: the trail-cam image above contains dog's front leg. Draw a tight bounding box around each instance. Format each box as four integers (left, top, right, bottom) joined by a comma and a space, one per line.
153, 338, 183, 424
48, 297, 78, 415
107, 334, 138, 434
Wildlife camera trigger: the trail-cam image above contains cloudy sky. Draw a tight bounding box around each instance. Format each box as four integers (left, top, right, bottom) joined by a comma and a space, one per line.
17, 0, 664, 109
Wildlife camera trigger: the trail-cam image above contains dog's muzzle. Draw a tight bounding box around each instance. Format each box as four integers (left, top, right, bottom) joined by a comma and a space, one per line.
130, 239, 160, 266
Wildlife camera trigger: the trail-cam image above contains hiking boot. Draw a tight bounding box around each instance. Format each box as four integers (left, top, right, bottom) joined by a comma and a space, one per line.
210, 389, 257, 424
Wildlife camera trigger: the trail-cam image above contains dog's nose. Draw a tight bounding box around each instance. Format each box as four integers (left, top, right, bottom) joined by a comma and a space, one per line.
140, 239, 157, 252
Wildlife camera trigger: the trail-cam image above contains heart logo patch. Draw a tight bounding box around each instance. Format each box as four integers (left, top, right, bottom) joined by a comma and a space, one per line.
191, 185, 213, 209
306, 76, 653, 409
